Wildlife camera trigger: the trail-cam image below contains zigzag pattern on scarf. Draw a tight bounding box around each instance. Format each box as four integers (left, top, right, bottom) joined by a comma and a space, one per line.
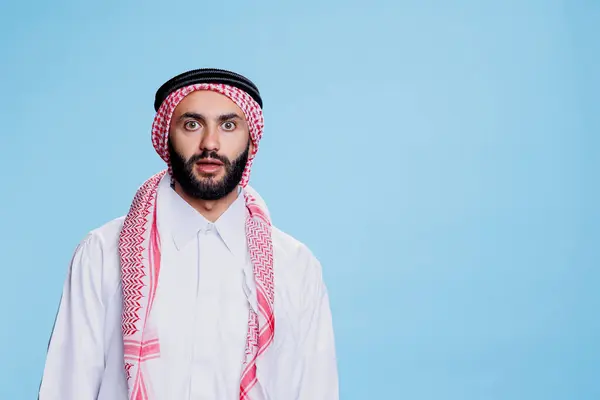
120, 171, 165, 337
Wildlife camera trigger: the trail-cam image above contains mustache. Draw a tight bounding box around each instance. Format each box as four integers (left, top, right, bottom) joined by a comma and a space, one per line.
187, 150, 230, 166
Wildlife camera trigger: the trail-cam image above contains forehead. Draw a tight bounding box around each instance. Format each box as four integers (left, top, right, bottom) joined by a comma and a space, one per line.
172, 90, 244, 117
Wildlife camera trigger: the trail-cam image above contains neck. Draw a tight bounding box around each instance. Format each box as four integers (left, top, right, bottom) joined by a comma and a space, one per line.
172, 182, 240, 222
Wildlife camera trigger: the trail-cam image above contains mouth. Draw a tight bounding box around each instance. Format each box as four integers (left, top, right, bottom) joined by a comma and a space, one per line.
195, 159, 224, 174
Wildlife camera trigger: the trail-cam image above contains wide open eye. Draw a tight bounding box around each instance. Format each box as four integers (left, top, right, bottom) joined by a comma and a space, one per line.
184, 120, 201, 131
221, 121, 236, 131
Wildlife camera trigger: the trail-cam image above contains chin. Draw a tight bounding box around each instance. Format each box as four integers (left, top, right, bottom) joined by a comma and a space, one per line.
194, 172, 224, 182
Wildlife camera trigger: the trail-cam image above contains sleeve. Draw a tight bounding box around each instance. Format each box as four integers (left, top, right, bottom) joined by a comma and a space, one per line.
297, 254, 340, 400
38, 234, 106, 400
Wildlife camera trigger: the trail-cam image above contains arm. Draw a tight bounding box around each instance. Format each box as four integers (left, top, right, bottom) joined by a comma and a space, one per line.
298, 256, 339, 400
38, 234, 105, 400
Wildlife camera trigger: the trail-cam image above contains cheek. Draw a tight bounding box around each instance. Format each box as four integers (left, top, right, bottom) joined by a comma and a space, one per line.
170, 131, 198, 159
221, 133, 250, 158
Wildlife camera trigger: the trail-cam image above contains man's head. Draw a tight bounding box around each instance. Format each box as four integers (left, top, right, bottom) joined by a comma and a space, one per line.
167, 90, 254, 200
150, 69, 265, 200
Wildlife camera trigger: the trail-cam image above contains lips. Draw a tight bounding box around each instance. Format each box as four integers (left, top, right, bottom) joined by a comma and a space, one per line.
196, 160, 223, 165
195, 159, 224, 173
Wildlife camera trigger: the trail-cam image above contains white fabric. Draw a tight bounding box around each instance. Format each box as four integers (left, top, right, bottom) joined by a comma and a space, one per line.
39, 176, 339, 399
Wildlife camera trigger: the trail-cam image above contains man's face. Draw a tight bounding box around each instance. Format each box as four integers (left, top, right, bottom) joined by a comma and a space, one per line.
168, 90, 254, 201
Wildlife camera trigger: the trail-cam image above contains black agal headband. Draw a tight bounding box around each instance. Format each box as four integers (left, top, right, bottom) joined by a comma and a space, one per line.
154, 68, 263, 111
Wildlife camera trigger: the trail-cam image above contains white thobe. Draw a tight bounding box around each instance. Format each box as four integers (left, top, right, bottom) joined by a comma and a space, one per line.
39, 176, 338, 400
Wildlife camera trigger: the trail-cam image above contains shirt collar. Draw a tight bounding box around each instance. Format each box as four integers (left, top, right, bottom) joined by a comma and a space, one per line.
157, 174, 247, 256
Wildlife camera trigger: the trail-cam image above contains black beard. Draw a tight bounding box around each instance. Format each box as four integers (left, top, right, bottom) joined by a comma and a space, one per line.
168, 140, 249, 201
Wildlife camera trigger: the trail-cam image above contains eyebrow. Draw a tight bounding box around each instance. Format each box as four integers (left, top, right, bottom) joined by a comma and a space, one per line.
177, 112, 243, 122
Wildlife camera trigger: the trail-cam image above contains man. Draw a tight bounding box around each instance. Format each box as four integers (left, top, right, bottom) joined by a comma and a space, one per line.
39, 68, 338, 400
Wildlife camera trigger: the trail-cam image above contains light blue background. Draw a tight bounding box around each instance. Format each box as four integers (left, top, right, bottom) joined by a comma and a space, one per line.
1, 1, 598, 399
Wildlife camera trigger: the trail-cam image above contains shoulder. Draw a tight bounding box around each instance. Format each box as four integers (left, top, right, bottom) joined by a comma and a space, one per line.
67, 216, 125, 304
271, 225, 325, 288
272, 225, 319, 263
72, 216, 125, 265
270, 225, 332, 328
96, 216, 126, 234
82, 216, 126, 256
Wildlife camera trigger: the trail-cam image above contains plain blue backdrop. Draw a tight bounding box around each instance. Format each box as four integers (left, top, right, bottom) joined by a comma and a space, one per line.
1, 0, 598, 399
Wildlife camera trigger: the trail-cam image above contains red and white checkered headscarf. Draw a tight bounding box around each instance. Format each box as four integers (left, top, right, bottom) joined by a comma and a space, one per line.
118, 84, 274, 400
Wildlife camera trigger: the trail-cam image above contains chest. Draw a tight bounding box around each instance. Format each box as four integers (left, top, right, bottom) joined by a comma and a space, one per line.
154, 230, 251, 333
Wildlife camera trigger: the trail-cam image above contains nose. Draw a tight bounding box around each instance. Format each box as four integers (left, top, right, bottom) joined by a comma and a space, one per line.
199, 123, 220, 153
